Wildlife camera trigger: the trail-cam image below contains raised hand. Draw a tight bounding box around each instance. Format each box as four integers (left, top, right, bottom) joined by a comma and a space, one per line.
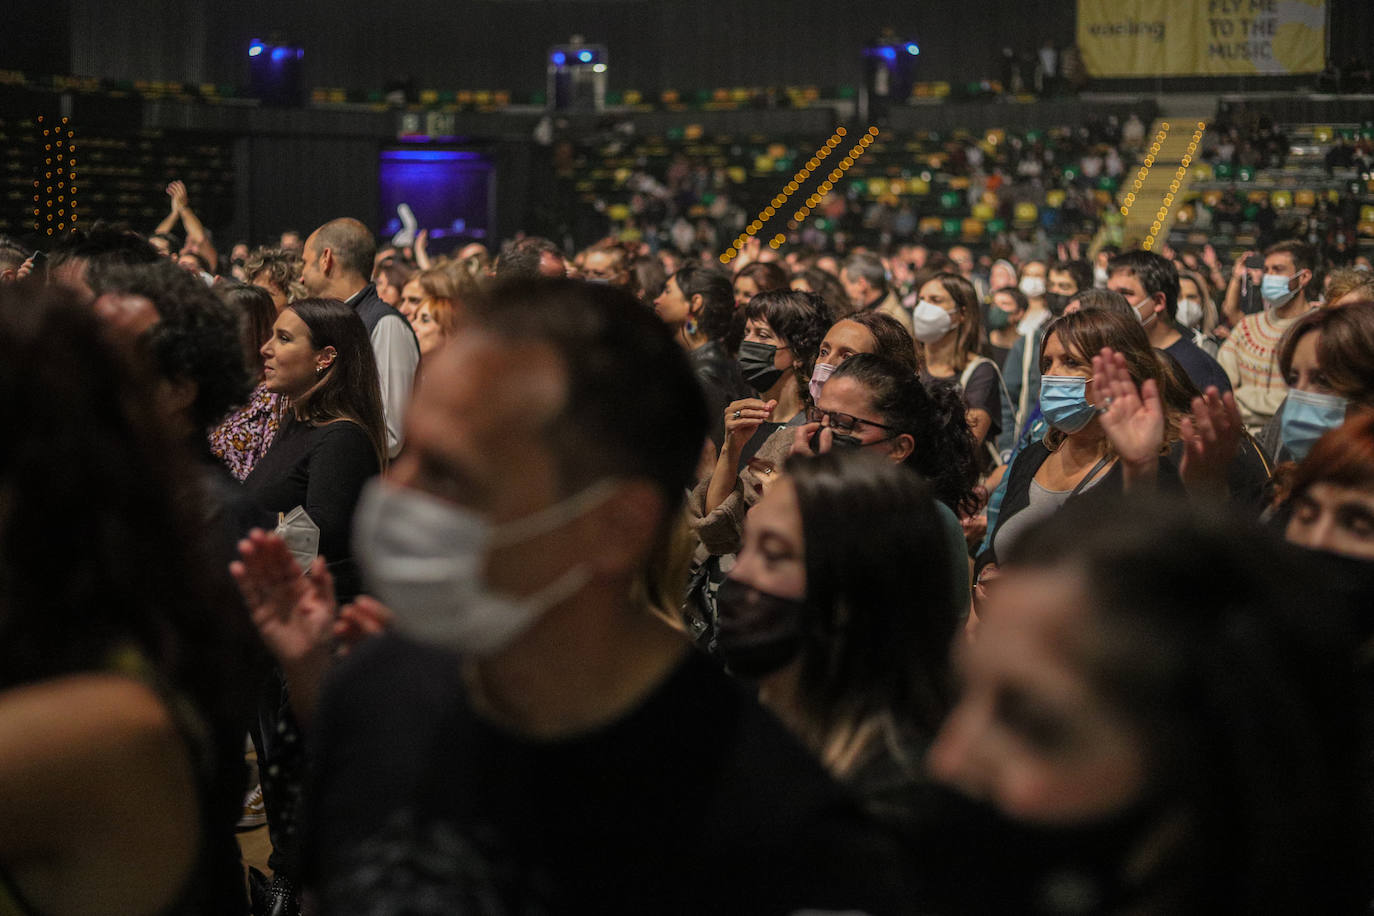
1202, 243, 1220, 269
334, 596, 394, 655
166, 180, 189, 211
1090, 347, 1164, 474
1179, 386, 1243, 493
723, 397, 776, 454
230, 529, 339, 671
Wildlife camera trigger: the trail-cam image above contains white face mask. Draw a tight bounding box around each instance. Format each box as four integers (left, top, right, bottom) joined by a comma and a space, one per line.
1176, 297, 1204, 329
1018, 275, 1046, 299
353, 477, 619, 656
911, 299, 955, 343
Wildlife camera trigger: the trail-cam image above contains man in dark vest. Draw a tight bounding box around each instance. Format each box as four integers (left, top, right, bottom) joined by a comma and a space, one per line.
301, 218, 419, 458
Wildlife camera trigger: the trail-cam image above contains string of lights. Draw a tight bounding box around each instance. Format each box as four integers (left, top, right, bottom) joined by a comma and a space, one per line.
34, 116, 77, 237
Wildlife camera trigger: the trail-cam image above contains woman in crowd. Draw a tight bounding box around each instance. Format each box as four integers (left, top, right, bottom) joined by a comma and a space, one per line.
654, 262, 750, 446
913, 272, 1006, 466
790, 265, 854, 317
927, 496, 1367, 913
1176, 269, 1221, 352
397, 266, 463, 321
211, 282, 288, 481
984, 285, 1027, 370
979, 308, 1183, 572
810, 311, 918, 400
371, 257, 415, 310
0, 282, 251, 914
411, 296, 464, 360
702, 289, 831, 516
733, 260, 789, 310
1258, 301, 1374, 465
244, 298, 387, 601
718, 451, 959, 829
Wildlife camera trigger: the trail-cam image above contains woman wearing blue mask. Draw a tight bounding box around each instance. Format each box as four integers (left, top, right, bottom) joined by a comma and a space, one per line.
1259, 302, 1374, 464
977, 309, 1183, 582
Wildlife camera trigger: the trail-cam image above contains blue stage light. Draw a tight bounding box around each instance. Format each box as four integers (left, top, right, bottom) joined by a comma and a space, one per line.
248, 40, 264, 57
296, 48, 304, 59
577, 50, 594, 63
879, 46, 897, 61
552, 51, 566, 66
906, 43, 920, 55
271, 47, 288, 62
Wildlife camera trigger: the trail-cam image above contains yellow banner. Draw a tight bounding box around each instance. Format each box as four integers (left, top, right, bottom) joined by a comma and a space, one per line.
1078, 0, 1326, 77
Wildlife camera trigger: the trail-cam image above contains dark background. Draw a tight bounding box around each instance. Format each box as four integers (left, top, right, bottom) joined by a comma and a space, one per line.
12, 0, 1368, 92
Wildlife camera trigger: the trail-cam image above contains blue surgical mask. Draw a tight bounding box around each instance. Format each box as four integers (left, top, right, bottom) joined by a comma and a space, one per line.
1039, 375, 1097, 433
1280, 388, 1348, 460
1260, 273, 1299, 308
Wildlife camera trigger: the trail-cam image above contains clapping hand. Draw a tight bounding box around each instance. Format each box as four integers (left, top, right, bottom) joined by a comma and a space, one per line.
1090, 347, 1164, 482
1179, 386, 1242, 493
230, 530, 339, 671
166, 180, 189, 211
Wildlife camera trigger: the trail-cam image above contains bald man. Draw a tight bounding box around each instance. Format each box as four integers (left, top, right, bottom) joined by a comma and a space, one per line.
301, 218, 419, 457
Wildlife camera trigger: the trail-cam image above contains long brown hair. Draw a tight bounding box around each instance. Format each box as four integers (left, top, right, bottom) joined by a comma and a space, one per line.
287, 298, 388, 469
1039, 308, 1182, 454
918, 272, 983, 370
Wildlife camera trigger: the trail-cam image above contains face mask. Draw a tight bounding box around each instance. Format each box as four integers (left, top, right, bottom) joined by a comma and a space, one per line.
353, 478, 618, 656
1040, 375, 1098, 433
1260, 273, 1300, 308
1176, 297, 1204, 329
985, 305, 1012, 331
808, 362, 836, 402
911, 300, 955, 343
1134, 298, 1158, 328
714, 577, 807, 678
1093, 265, 1110, 288
1279, 388, 1348, 460
918, 785, 1162, 915
1019, 275, 1046, 299
738, 340, 785, 392
1043, 291, 1069, 317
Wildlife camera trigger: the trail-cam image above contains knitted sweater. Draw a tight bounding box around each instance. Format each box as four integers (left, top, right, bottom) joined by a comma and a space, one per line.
1217, 310, 1301, 432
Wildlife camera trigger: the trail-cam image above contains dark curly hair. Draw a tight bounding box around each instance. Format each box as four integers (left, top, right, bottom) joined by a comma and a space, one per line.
828, 354, 979, 515
0, 282, 254, 877
49, 221, 161, 282
92, 261, 254, 434
672, 262, 735, 343
743, 288, 833, 407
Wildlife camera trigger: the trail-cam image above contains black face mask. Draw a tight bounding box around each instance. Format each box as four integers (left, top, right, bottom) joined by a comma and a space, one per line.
1044, 291, 1070, 317
916, 784, 1166, 916
737, 340, 785, 392
714, 577, 807, 679
809, 427, 864, 452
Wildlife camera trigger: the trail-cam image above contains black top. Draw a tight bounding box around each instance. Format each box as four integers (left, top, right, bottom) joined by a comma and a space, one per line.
924, 361, 1003, 443
305, 637, 918, 915
690, 340, 751, 447
350, 282, 419, 349
1163, 334, 1233, 395
242, 418, 378, 600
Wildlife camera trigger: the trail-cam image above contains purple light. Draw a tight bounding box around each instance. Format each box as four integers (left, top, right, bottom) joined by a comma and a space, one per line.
271, 46, 288, 62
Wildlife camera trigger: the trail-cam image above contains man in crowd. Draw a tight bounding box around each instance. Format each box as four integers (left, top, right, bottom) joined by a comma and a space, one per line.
1218, 240, 1317, 432
841, 250, 913, 336
494, 236, 567, 279
299, 218, 419, 458
1108, 250, 1232, 395
237, 279, 916, 913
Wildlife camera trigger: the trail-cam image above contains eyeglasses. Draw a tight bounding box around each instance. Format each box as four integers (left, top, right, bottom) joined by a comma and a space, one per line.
805, 405, 895, 434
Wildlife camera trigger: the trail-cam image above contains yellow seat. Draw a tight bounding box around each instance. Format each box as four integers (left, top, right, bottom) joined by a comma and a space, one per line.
1013, 202, 1038, 223
919, 216, 944, 235
1295, 189, 1317, 208
1271, 190, 1293, 209
1045, 189, 1066, 208
1360, 205, 1374, 224
972, 202, 996, 221
961, 218, 986, 239
1313, 126, 1334, 143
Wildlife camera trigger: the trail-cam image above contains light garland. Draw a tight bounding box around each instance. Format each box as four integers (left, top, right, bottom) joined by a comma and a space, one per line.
1144, 122, 1205, 251
34, 116, 77, 237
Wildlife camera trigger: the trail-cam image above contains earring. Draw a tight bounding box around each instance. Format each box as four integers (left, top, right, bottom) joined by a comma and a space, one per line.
316, 365, 326, 375
685, 316, 699, 336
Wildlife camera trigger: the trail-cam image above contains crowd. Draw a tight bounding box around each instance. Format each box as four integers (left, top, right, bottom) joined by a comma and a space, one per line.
1, 168, 1373, 915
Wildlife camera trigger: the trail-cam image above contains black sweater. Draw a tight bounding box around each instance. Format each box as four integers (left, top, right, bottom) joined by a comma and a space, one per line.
242, 418, 379, 600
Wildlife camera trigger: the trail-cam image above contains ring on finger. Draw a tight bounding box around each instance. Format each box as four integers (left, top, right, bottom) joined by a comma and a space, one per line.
732, 410, 742, 420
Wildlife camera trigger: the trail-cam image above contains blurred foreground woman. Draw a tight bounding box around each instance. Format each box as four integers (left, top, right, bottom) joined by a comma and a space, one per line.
926, 496, 1368, 915
0, 283, 249, 914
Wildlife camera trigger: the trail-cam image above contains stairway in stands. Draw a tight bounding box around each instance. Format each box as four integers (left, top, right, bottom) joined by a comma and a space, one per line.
1118, 115, 1210, 251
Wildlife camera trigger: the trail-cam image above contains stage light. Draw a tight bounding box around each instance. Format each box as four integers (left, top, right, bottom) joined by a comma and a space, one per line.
906, 43, 920, 55
878, 46, 897, 61
248, 40, 264, 57
592, 63, 607, 73
552, 51, 566, 66
271, 47, 288, 62
578, 50, 593, 63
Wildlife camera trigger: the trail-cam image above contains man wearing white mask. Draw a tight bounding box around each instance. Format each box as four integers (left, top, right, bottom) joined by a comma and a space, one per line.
1219, 241, 1317, 433
232, 279, 915, 913
1107, 250, 1231, 396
